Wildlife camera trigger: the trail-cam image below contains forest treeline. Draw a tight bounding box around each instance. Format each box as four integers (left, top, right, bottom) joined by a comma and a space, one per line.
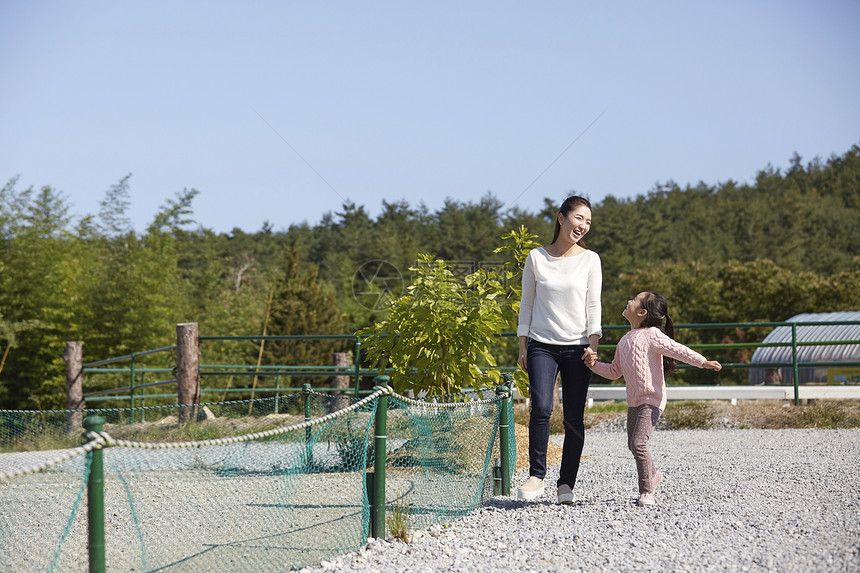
1, 145, 859, 409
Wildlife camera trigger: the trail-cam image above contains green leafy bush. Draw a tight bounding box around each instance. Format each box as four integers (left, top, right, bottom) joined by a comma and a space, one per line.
357, 227, 538, 397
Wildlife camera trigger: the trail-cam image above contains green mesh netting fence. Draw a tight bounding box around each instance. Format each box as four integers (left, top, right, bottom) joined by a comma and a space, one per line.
0, 386, 515, 572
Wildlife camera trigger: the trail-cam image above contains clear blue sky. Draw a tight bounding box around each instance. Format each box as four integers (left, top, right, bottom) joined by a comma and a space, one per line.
2, 1, 858, 233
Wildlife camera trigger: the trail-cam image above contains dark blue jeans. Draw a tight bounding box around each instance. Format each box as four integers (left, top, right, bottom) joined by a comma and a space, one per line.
527, 339, 592, 488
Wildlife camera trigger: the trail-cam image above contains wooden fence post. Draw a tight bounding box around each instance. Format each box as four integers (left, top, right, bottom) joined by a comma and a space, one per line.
176, 322, 200, 424
64, 341, 85, 434
331, 351, 351, 411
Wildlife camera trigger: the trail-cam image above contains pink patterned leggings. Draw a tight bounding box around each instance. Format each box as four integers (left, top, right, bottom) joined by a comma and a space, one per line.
627, 404, 662, 494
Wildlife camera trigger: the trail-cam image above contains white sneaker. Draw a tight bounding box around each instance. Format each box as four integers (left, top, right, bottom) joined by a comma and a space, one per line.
517, 476, 545, 500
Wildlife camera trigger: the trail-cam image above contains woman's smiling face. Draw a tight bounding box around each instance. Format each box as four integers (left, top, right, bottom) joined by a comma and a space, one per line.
557, 204, 592, 244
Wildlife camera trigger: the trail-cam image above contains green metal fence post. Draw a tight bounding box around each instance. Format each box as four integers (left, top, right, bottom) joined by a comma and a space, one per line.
303, 383, 313, 467
354, 337, 362, 398
139, 371, 146, 422
371, 376, 389, 538
365, 470, 375, 539
83, 415, 106, 573
791, 323, 800, 406
129, 354, 136, 423
498, 376, 513, 496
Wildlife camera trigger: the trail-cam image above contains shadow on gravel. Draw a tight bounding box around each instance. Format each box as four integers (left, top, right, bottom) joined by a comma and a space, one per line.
483, 498, 593, 511
486, 496, 644, 511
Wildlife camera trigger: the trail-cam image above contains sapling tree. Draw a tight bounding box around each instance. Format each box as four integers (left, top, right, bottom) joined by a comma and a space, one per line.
358, 226, 539, 397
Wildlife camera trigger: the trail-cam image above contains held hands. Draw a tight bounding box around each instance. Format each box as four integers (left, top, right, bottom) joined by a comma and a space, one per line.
582, 348, 597, 368
703, 360, 722, 371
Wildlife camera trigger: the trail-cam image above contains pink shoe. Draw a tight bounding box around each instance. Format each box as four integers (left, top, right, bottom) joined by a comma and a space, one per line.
638, 492, 656, 506
653, 470, 663, 492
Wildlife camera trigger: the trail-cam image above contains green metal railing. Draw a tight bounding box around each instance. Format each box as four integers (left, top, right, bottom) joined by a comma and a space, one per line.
81, 322, 860, 408
200, 333, 364, 395
81, 346, 175, 422
82, 335, 370, 409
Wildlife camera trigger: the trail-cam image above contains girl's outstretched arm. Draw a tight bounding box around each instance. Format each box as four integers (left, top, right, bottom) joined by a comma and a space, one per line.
652, 330, 722, 372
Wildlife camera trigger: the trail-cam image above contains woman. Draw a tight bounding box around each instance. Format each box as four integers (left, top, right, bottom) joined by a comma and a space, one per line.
516, 195, 602, 504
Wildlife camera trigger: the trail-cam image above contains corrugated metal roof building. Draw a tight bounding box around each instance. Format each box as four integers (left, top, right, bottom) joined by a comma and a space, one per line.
748, 311, 860, 385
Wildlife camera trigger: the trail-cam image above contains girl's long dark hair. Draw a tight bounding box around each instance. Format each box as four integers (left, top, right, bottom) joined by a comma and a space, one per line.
640, 291, 676, 375
551, 195, 592, 247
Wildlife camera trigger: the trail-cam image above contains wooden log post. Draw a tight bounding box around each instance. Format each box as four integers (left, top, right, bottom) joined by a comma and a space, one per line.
64, 341, 85, 435
176, 322, 200, 424
331, 351, 351, 411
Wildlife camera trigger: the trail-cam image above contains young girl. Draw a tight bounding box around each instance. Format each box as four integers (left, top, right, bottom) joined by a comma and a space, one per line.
582, 291, 721, 506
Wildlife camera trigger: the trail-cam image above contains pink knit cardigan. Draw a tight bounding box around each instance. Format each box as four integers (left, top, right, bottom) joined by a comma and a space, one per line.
590, 327, 707, 411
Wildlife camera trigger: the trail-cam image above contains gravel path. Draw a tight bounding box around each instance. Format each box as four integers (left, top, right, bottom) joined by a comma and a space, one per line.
300, 428, 860, 573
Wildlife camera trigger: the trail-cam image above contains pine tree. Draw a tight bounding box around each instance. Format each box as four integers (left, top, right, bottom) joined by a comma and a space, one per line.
260, 248, 346, 387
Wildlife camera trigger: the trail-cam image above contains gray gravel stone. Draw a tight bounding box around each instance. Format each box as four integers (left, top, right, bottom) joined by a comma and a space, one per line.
300, 428, 860, 573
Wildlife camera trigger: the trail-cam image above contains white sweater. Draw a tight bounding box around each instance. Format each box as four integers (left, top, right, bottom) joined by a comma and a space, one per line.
517, 247, 602, 345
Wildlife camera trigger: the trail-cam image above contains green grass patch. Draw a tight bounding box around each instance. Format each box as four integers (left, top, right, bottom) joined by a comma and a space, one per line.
586, 401, 628, 414
793, 402, 860, 428
745, 401, 860, 429
661, 401, 715, 430
387, 498, 412, 543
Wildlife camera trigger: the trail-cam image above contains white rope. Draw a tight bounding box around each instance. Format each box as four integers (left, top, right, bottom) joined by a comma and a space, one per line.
0, 437, 104, 482
391, 391, 510, 409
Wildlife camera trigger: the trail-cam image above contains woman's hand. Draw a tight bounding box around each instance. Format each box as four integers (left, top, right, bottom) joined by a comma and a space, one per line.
518, 336, 528, 373
582, 348, 597, 368
518, 353, 528, 373
703, 360, 722, 371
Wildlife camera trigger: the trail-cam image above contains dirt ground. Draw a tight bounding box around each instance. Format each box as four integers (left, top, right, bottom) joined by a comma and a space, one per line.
513, 422, 563, 471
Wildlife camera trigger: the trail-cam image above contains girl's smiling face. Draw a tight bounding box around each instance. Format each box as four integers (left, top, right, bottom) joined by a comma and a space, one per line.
622, 292, 648, 326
